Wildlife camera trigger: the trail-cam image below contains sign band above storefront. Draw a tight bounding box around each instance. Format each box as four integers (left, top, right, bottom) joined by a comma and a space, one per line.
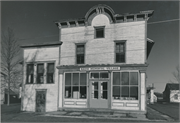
80, 67, 120, 71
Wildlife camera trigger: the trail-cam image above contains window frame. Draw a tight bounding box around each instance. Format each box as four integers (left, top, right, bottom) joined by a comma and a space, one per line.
64, 72, 87, 100
89, 71, 110, 80
46, 62, 55, 84
114, 40, 126, 63
25, 61, 56, 85
36, 63, 44, 84
112, 71, 139, 100
94, 26, 105, 39
76, 43, 85, 65
26, 63, 34, 84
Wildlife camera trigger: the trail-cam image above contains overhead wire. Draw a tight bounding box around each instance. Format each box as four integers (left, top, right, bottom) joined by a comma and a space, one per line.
18, 18, 179, 41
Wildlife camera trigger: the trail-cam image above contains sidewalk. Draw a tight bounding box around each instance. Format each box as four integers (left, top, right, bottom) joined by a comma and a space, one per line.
146, 106, 175, 121
40, 106, 174, 121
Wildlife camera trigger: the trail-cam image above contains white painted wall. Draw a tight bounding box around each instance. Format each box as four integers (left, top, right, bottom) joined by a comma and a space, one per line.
22, 46, 59, 112
170, 90, 180, 103
60, 14, 146, 65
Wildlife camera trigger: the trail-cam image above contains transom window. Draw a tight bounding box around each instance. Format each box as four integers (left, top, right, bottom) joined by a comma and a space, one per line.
95, 26, 105, 38
90, 72, 109, 79
65, 73, 87, 99
116, 42, 125, 63
76, 45, 85, 64
113, 72, 138, 100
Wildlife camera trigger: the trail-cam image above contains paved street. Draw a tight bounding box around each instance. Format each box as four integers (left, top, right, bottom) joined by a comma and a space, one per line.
1, 103, 178, 122
148, 102, 180, 121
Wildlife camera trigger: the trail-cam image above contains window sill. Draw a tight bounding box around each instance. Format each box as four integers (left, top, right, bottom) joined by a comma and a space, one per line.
64, 98, 87, 101
112, 100, 138, 102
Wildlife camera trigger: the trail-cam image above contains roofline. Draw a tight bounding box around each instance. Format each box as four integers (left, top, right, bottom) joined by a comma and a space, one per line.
147, 38, 154, 43
55, 10, 154, 24
20, 42, 62, 48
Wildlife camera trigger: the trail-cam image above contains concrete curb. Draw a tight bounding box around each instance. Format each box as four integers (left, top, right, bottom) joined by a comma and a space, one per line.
42, 114, 151, 121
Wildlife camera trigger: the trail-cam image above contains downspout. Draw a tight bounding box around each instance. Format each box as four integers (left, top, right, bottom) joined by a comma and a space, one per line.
144, 14, 148, 113
57, 24, 61, 110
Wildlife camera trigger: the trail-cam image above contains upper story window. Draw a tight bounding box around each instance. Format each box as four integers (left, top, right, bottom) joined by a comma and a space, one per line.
115, 42, 126, 63
37, 63, 44, 84
76, 45, 85, 64
94, 26, 105, 38
26, 64, 34, 84
26, 62, 55, 84
47, 63, 54, 83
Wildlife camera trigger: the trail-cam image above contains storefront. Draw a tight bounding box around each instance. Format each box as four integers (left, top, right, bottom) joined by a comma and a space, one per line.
58, 64, 147, 112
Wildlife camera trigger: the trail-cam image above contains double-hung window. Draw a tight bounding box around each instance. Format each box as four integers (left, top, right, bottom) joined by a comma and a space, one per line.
47, 63, 54, 83
115, 42, 125, 63
37, 63, 44, 84
113, 72, 138, 100
76, 45, 85, 64
26, 64, 34, 84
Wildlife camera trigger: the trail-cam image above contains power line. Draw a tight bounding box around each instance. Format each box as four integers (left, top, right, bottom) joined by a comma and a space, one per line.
147, 18, 180, 24
18, 18, 180, 41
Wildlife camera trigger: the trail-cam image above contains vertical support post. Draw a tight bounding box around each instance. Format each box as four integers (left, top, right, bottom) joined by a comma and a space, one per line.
144, 14, 148, 64
140, 70, 146, 113
124, 16, 127, 22
34, 63, 37, 84
44, 63, 47, 84
58, 73, 63, 108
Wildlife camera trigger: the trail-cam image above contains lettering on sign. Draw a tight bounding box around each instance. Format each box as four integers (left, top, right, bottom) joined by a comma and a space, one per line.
80, 67, 120, 71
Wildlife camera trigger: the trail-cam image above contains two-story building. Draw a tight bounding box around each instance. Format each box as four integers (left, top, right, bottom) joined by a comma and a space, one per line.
21, 4, 154, 114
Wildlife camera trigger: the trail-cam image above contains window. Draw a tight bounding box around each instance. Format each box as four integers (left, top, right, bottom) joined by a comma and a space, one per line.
37, 63, 44, 84
76, 45, 85, 64
116, 42, 125, 63
26, 64, 34, 84
90, 72, 109, 79
113, 72, 138, 100
95, 26, 104, 38
47, 63, 54, 83
65, 73, 87, 99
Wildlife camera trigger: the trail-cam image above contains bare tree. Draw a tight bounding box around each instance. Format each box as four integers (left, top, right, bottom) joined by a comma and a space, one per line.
1, 27, 22, 105
169, 65, 180, 83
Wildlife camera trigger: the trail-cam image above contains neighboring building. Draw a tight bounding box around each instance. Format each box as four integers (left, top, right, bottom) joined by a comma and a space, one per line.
1, 71, 7, 104
4, 88, 21, 104
21, 4, 154, 113
154, 92, 163, 102
146, 86, 156, 104
163, 83, 180, 103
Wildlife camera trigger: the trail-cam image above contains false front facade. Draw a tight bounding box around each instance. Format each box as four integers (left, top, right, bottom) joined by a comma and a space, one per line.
21, 4, 154, 113
55, 4, 154, 113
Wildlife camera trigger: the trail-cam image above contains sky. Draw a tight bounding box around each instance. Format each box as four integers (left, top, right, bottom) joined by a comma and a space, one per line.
1, 1, 179, 93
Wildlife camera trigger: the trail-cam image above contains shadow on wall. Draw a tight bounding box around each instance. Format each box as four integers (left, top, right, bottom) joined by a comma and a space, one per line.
22, 50, 55, 111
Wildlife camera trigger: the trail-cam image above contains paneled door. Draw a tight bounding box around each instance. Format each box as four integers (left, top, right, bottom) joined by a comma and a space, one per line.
36, 90, 46, 112
89, 81, 108, 108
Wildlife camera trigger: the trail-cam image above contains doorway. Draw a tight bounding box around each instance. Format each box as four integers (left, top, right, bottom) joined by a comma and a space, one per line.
89, 81, 108, 108
36, 90, 46, 112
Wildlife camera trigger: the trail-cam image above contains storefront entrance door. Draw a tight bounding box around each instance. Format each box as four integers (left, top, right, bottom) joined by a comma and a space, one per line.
90, 81, 108, 108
